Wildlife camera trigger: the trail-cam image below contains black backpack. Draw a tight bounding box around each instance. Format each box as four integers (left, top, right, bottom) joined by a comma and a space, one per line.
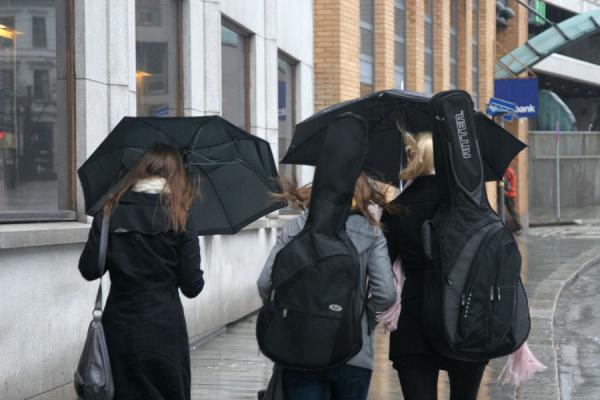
421, 91, 530, 362
256, 113, 368, 370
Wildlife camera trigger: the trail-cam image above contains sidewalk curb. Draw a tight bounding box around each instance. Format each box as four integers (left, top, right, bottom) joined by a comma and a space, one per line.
550, 253, 600, 400
520, 248, 600, 400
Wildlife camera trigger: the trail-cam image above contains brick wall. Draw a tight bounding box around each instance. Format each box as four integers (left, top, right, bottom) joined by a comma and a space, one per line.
433, 0, 451, 91
375, 0, 395, 90
313, 0, 360, 111
312, 0, 518, 211
457, 0, 473, 93
406, 0, 425, 92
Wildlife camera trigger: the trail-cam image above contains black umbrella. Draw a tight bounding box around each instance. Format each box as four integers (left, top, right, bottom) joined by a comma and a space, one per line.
281, 89, 526, 184
78, 116, 286, 235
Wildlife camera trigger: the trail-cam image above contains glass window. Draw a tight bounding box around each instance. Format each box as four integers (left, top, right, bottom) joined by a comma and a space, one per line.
277, 54, 297, 182
33, 70, 50, 100
394, 0, 406, 90
472, 0, 479, 106
135, 0, 181, 117
360, 0, 375, 96
424, 0, 434, 93
0, 0, 73, 220
221, 22, 249, 130
32, 16, 47, 48
450, 0, 458, 89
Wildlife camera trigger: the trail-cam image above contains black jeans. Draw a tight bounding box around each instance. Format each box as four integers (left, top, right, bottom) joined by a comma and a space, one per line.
284, 364, 372, 400
396, 363, 486, 400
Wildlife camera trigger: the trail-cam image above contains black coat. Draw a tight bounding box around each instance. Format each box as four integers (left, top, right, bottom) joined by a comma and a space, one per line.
79, 191, 204, 400
382, 176, 486, 370
381, 176, 439, 365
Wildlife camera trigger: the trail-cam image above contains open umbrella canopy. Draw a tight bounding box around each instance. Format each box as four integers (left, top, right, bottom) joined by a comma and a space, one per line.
78, 116, 285, 235
282, 89, 526, 184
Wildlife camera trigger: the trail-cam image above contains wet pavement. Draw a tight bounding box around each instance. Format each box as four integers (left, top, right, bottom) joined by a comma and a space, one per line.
555, 261, 600, 400
189, 225, 600, 399
530, 204, 600, 225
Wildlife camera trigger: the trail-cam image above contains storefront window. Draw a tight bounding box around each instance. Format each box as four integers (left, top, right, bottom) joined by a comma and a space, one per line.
136, 0, 182, 117
221, 22, 249, 130
472, 0, 480, 106
278, 54, 297, 182
360, 0, 375, 96
394, 0, 406, 90
450, 0, 458, 89
0, 0, 73, 220
424, 0, 434, 93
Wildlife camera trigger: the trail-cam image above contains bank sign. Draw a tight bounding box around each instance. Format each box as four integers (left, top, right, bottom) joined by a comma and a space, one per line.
494, 77, 539, 118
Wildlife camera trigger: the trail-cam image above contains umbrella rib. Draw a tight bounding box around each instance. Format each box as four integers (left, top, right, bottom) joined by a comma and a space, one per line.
192, 164, 235, 231
185, 119, 210, 149
369, 107, 398, 134
136, 119, 180, 146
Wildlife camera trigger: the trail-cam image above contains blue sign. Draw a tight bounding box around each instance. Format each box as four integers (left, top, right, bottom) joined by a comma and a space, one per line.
486, 97, 517, 122
153, 105, 169, 117
494, 77, 539, 118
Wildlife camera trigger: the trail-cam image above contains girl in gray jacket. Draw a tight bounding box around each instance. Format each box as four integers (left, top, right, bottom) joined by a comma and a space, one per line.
257, 173, 398, 400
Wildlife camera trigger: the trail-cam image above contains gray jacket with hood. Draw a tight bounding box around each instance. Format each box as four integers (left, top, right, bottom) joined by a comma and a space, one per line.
257, 210, 396, 370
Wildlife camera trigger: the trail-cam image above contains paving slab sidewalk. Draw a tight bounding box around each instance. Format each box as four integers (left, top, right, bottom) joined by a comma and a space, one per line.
189, 226, 600, 399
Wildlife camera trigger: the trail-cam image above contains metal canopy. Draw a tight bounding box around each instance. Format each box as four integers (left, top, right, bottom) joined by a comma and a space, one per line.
496, 9, 600, 79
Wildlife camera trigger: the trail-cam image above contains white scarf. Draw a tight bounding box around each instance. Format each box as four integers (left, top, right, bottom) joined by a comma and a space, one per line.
132, 177, 169, 194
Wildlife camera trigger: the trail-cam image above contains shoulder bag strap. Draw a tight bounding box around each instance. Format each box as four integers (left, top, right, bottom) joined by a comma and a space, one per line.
93, 213, 110, 313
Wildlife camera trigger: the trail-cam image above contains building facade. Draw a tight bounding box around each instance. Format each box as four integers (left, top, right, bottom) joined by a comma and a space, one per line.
0, 1, 313, 399
314, 0, 517, 218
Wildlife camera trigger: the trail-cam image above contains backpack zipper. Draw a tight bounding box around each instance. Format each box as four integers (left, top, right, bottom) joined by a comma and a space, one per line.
460, 224, 502, 337
489, 240, 505, 351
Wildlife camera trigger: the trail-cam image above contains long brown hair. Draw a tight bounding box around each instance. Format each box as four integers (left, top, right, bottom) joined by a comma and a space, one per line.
102, 144, 200, 232
274, 173, 400, 227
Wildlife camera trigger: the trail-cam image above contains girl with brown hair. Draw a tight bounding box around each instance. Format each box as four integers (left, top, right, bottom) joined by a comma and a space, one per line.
78, 144, 205, 400
257, 173, 398, 400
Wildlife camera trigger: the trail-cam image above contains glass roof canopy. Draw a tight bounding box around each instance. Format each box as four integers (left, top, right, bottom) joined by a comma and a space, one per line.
496, 9, 600, 79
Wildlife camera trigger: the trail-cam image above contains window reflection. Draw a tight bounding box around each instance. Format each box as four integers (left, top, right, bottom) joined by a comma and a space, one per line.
0, 0, 71, 218
424, 0, 434, 93
450, 0, 458, 89
221, 23, 249, 130
472, 0, 480, 106
136, 0, 181, 117
278, 55, 296, 182
360, 0, 375, 96
394, 0, 406, 90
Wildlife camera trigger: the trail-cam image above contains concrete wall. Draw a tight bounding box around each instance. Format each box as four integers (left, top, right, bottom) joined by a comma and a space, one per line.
529, 131, 600, 221
0, 0, 313, 399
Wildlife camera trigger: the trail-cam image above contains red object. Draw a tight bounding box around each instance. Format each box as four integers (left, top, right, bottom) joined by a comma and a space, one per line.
0, 131, 6, 140
504, 167, 517, 199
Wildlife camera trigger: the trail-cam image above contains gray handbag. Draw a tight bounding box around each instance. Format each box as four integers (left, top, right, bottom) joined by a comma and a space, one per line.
74, 215, 115, 400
